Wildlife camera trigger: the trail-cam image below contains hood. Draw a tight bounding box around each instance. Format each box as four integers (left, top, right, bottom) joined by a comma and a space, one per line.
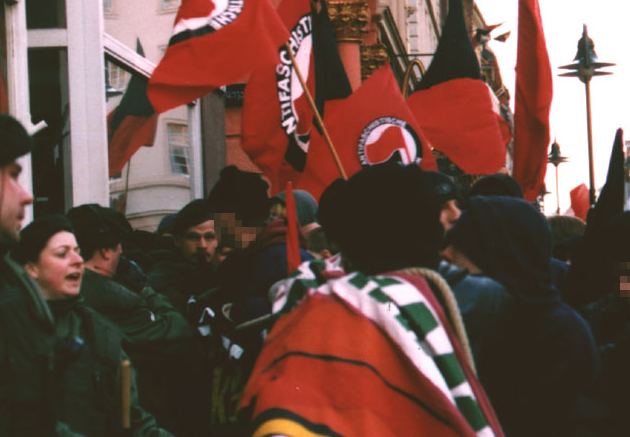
446, 196, 557, 304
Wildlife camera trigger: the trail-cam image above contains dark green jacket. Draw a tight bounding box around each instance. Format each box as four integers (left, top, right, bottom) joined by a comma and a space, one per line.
0, 252, 59, 436
80, 269, 211, 436
1, 250, 107, 436
80, 268, 194, 351
147, 250, 217, 321
49, 297, 173, 436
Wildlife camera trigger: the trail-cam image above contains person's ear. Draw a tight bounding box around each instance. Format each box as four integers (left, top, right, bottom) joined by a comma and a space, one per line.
24, 262, 39, 279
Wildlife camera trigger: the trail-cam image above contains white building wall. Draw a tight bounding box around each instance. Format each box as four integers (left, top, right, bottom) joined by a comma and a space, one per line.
104, 0, 197, 231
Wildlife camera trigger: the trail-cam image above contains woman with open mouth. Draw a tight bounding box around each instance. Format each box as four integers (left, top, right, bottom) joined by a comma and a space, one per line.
12, 214, 172, 436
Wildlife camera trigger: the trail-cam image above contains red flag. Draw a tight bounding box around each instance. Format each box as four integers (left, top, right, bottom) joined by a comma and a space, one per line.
108, 41, 158, 177
285, 181, 301, 273
297, 66, 437, 200
148, 0, 289, 113
512, 0, 553, 201
406, 0, 510, 175
241, 0, 351, 194
408, 79, 509, 174
570, 184, 589, 221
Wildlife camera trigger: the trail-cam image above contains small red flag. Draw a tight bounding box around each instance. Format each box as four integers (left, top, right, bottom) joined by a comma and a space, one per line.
285, 181, 301, 273
297, 66, 436, 200
570, 184, 589, 221
512, 0, 553, 201
148, 0, 289, 113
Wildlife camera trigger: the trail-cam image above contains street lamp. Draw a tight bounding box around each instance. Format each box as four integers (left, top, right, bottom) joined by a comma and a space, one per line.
559, 25, 614, 206
548, 139, 568, 214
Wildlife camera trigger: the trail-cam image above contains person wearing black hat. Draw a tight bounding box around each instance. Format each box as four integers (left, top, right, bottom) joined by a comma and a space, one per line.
147, 199, 219, 318
13, 215, 173, 436
0, 115, 73, 435
67, 204, 206, 436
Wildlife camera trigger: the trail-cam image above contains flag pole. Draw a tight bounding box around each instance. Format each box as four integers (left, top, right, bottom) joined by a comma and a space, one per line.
284, 43, 347, 180
401, 59, 426, 98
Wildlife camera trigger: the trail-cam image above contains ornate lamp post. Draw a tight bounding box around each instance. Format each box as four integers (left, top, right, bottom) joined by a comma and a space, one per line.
559, 25, 614, 206
548, 139, 568, 214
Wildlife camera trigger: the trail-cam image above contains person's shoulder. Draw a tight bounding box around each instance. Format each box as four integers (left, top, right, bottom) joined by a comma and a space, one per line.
81, 269, 142, 308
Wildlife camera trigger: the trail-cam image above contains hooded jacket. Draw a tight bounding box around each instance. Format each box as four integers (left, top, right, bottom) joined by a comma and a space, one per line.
446, 196, 598, 437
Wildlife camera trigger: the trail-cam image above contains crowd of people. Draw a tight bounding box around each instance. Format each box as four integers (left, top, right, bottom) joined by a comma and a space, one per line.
1, 113, 629, 436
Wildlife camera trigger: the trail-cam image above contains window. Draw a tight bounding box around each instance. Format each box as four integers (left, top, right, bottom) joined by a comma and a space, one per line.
160, 0, 181, 12
107, 61, 128, 91
168, 123, 190, 175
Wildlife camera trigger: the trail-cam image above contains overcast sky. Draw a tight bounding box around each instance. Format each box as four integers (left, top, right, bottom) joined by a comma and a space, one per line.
475, 0, 630, 213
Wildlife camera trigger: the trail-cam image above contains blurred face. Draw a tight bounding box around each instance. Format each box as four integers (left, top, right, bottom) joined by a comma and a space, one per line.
0, 162, 33, 244
175, 219, 218, 264
440, 199, 461, 231
25, 231, 84, 300
215, 212, 261, 252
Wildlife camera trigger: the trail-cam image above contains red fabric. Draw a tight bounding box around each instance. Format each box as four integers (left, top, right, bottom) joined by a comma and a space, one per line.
242, 294, 476, 436
407, 78, 509, 175
148, 0, 288, 113
512, 0, 553, 201
285, 182, 301, 273
570, 183, 590, 221
241, 0, 315, 194
107, 112, 158, 176
297, 66, 437, 200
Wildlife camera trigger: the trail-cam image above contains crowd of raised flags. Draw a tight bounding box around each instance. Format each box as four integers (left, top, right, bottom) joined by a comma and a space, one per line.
108, 0, 552, 204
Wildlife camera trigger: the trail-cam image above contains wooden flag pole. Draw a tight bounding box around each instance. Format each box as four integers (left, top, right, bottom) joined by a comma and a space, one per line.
121, 359, 132, 429
284, 43, 347, 180
401, 59, 426, 98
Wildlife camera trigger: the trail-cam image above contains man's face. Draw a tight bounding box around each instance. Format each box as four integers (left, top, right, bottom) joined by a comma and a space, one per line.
175, 219, 218, 264
440, 199, 461, 232
0, 162, 33, 244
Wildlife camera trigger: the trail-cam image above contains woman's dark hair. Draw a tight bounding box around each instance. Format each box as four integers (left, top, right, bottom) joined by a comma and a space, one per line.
13, 215, 75, 264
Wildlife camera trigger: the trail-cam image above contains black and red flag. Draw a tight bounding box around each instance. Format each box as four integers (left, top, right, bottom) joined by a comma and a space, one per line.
297, 66, 437, 200
148, 0, 288, 113
241, 0, 351, 194
107, 40, 158, 177
406, 0, 510, 175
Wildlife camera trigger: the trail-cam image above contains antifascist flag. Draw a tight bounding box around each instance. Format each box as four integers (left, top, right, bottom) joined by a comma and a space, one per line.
108, 40, 158, 177
148, 0, 288, 113
512, 0, 553, 201
241, 0, 351, 194
297, 66, 437, 200
570, 183, 589, 221
406, 0, 510, 175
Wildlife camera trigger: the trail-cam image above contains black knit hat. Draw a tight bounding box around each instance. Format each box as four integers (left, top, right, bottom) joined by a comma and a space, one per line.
206, 165, 270, 226
13, 215, 74, 264
469, 173, 524, 198
170, 199, 214, 236
0, 114, 31, 167
66, 204, 131, 259
333, 163, 444, 274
